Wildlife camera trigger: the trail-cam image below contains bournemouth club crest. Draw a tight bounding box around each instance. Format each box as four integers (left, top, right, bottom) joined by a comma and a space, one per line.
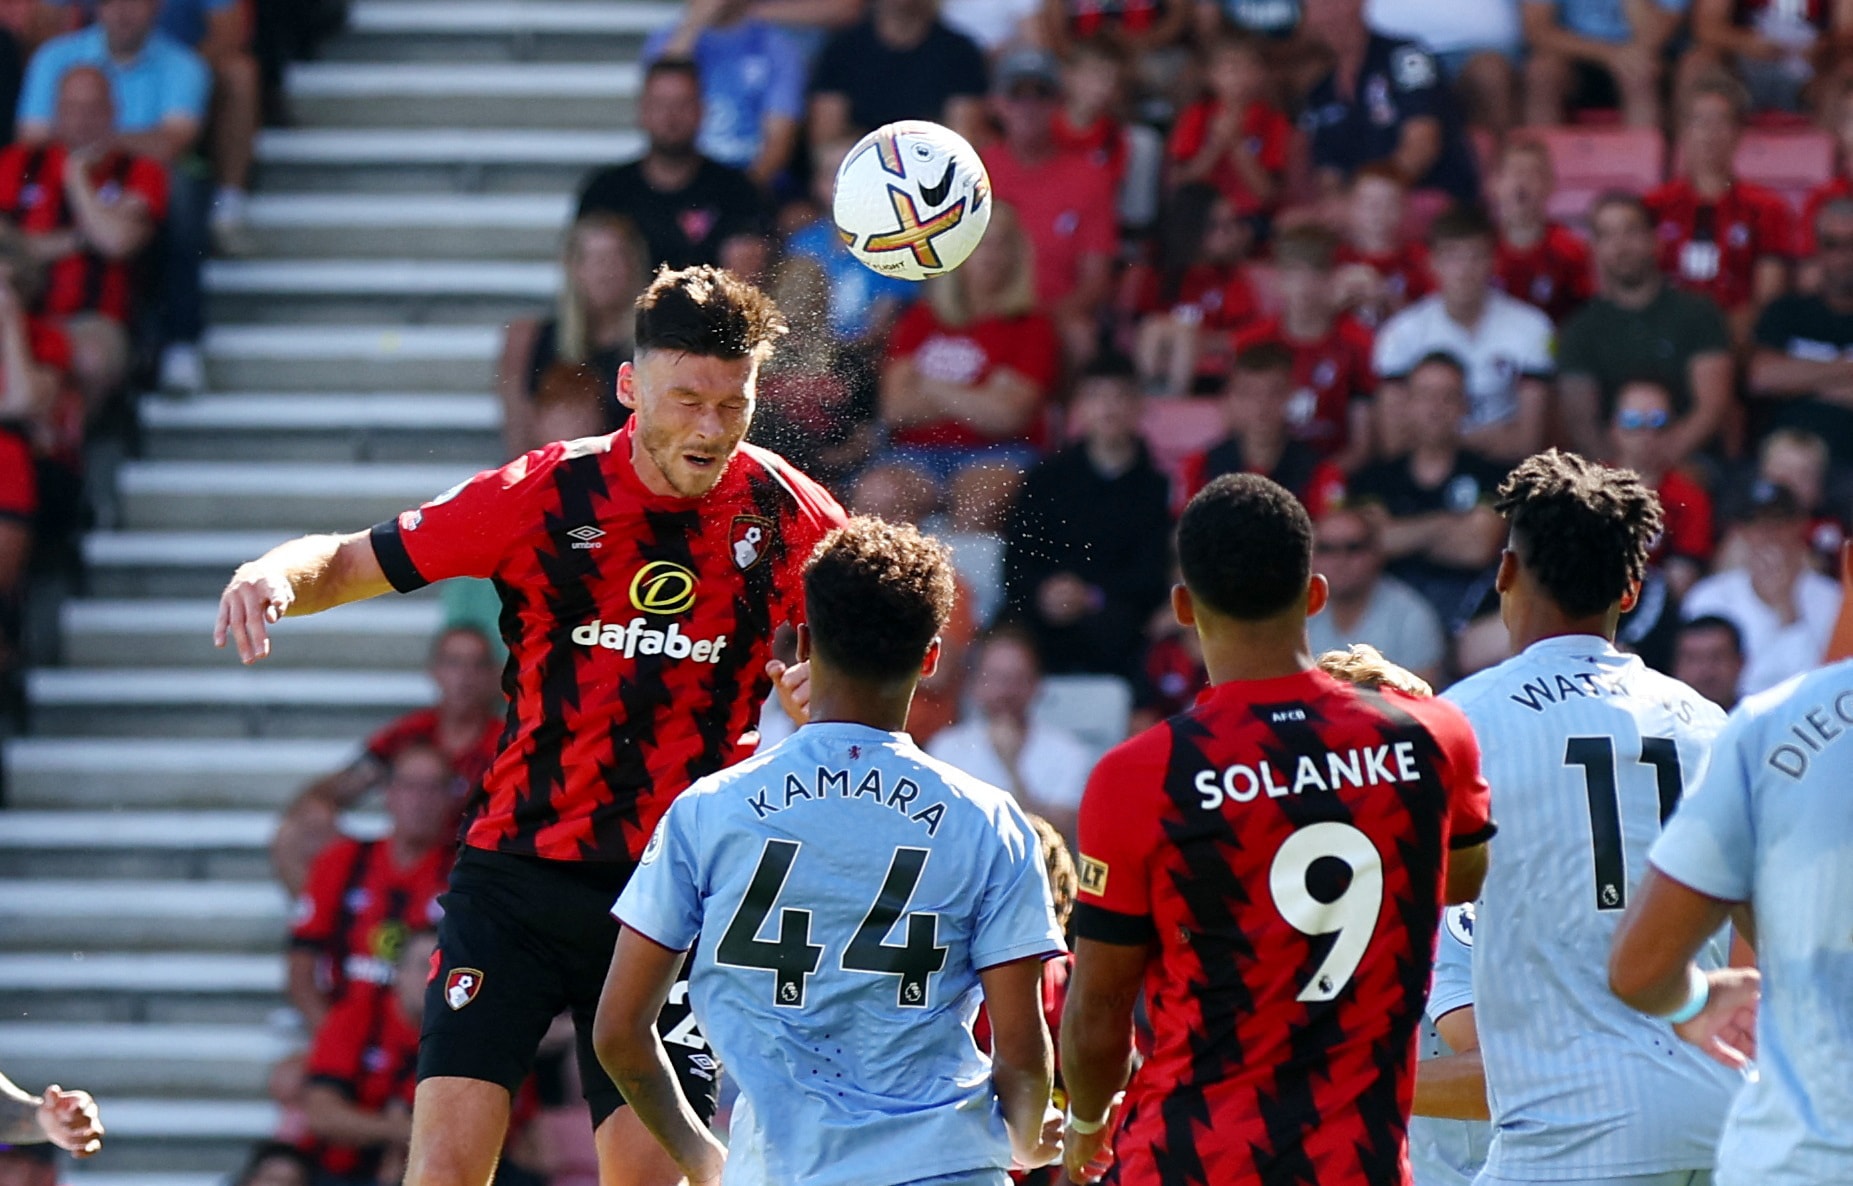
731, 516, 773, 571
444, 967, 485, 1011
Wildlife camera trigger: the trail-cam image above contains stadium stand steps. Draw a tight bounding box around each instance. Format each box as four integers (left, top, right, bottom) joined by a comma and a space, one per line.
0, 4, 646, 1180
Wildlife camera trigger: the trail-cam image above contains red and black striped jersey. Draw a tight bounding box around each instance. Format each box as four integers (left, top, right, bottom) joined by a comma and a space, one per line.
301, 989, 420, 1179
370, 423, 847, 863
1494, 223, 1594, 323
290, 837, 451, 1011
0, 142, 168, 323
1075, 669, 1493, 1186
1644, 177, 1794, 312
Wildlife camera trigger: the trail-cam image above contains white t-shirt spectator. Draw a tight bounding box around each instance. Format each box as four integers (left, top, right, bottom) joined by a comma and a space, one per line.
926, 717, 1093, 820
1374, 290, 1555, 434
1682, 567, 1842, 695
1307, 575, 1449, 678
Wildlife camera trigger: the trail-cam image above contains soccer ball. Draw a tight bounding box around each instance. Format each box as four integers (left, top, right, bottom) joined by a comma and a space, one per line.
833, 120, 992, 283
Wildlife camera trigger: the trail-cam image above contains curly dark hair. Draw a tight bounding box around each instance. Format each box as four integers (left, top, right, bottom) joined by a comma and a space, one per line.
635, 264, 787, 362
1024, 813, 1077, 931
1177, 473, 1313, 621
803, 517, 957, 682
1495, 449, 1664, 618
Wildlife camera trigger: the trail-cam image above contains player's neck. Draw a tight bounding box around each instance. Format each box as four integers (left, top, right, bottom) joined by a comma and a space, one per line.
807, 675, 917, 735
1198, 621, 1317, 686
1507, 610, 1618, 654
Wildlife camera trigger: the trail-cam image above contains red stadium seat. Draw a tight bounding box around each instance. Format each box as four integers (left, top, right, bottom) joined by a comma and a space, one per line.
1732, 130, 1835, 213
1521, 126, 1668, 226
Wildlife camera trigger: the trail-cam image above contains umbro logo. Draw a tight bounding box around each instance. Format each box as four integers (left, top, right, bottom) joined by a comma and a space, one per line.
567, 525, 605, 550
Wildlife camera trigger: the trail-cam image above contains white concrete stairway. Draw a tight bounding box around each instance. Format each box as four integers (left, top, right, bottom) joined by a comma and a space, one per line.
1, 3, 658, 1179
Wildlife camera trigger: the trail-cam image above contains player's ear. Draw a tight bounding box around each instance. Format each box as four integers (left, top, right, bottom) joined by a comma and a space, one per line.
1305, 573, 1329, 617
1171, 582, 1195, 628
1618, 578, 1641, 614
794, 623, 813, 663
1494, 547, 1518, 595
920, 637, 942, 679
615, 359, 640, 411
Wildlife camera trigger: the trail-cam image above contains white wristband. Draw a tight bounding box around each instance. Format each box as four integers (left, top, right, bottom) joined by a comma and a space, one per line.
1663, 965, 1711, 1025
1065, 1107, 1108, 1135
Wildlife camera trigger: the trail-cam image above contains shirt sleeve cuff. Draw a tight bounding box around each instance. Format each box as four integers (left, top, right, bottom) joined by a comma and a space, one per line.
370, 520, 429, 593
972, 937, 1068, 972
1451, 821, 1497, 850
1073, 902, 1156, 946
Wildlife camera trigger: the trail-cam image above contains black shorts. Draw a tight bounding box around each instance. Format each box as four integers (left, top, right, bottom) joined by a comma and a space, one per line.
419, 847, 719, 1128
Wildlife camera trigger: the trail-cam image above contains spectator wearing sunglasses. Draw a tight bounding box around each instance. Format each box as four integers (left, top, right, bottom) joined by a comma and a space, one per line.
1748, 196, 1853, 469
1608, 380, 1714, 601
1305, 505, 1446, 688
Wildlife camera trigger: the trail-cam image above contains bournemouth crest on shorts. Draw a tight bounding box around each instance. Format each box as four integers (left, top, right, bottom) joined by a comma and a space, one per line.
444, 967, 485, 1011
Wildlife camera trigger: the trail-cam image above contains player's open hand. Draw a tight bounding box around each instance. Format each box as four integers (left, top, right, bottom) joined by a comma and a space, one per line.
1675, 967, 1760, 1071
215, 565, 293, 663
767, 659, 811, 725
37, 1085, 102, 1156
1063, 1097, 1122, 1184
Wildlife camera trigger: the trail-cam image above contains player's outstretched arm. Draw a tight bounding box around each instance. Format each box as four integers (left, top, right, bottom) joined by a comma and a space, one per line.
978, 956, 1061, 1171
592, 927, 725, 1186
0, 1071, 103, 1156
1609, 866, 1758, 1069
214, 532, 394, 663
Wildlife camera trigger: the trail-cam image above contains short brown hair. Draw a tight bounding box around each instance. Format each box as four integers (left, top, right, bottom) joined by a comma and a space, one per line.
634, 265, 787, 363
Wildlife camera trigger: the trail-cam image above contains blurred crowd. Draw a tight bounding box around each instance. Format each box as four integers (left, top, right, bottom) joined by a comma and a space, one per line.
0, 0, 333, 712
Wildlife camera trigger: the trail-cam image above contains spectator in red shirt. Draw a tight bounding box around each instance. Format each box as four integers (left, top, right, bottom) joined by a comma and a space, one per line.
982, 49, 1118, 363
497, 213, 645, 457
1126, 183, 1260, 395
1333, 164, 1434, 329
1168, 34, 1290, 221
879, 201, 1063, 530
1490, 137, 1594, 325
271, 624, 503, 895
1646, 71, 1794, 341
299, 930, 434, 1186
1055, 37, 1165, 229
286, 743, 460, 1035
1183, 341, 1349, 512
0, 227, 70, 449
0, 65, 165, 417
1608, 378, 1714, 598
1801, 82, 1853, 265
1229, 225, 1378, 471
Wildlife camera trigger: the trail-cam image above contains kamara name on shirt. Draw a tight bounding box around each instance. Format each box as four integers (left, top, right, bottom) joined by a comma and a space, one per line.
1195, 741, 1422, 810
745, 765, 947, 836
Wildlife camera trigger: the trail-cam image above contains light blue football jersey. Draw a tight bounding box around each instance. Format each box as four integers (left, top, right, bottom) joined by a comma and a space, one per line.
614, 721, 1066, 1186
1412, 904, 1491, 1186
1650, 660, 1853, 1186
1446, 636, 1742, 1180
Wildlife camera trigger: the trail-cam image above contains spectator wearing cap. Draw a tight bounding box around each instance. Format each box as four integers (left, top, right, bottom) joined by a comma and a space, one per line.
806, 0, 990, 147
0, 65, 165, 419
1305, 505, 1446, 689
576, 58, 769, 274
1645, 72, 1794, 345
1749, 196, 1853, 470
17, 0, 210, 396
1003, 354, 1173, 680
1673, 614, 1745, 712
1556, 193, 1734, 465
646, 0, 806, 190
982, 48, 1118, 363
1607, 379, 1714, 600
1373, 205, 1554, 463
1520, 0, 1685, 128
1683, 481, 1842, 696
1347, 350, 1507, 628
1296, 0, 1480, 205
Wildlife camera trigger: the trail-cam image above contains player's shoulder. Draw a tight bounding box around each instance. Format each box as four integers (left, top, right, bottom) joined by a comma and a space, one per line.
1441, 657, 1514, 716
732, 440, 848, 527
1738, 658, 1853, 723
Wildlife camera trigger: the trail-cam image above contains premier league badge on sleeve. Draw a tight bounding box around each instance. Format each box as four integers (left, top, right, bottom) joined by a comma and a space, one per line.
731, 515, 774, 571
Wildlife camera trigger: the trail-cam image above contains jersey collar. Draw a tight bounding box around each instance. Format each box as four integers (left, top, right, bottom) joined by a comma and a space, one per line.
1520, 633, 1618, 660
800, 720, 916, 747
